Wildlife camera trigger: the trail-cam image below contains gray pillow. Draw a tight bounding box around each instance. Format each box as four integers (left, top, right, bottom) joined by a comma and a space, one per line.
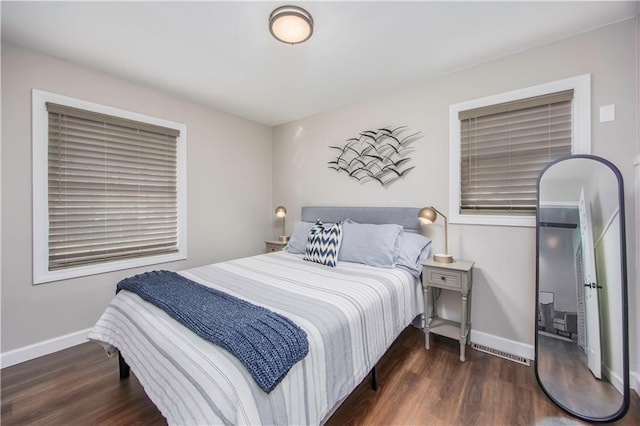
283, 221, 315, 254
339, 221, 403, 268
396, 232, 432, 277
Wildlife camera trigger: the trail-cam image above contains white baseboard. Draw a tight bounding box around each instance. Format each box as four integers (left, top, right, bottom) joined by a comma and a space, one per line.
602, 363, 625, 394
470, 329, 535, 360
631, 370, 640, 395
0, 328, 91, 369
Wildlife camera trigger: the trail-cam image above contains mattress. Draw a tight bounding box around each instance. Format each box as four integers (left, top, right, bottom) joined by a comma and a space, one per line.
88, 251, 423, 425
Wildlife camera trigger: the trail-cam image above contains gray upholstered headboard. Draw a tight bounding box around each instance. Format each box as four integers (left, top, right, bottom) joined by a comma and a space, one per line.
301, 206, 421, 233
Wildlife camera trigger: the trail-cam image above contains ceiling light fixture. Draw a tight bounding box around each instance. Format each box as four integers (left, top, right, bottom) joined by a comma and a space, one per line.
269, 5, 313, 45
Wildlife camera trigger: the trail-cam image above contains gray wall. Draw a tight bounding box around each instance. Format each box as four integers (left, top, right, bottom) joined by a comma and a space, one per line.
635, 13, 640, 390
272, 19, 638, 363
596, 214, 625, 388
1, 42, 273, 352
539, 227, 578, 313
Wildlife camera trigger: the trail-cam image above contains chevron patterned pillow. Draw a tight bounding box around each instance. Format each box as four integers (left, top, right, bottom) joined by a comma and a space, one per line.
303, 220, 343, 267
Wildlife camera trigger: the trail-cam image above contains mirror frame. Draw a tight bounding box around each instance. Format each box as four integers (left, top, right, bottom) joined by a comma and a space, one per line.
534, 154, 629, 423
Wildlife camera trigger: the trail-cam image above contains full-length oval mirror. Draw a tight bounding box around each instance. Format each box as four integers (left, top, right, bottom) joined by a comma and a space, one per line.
535, 154, 629, 422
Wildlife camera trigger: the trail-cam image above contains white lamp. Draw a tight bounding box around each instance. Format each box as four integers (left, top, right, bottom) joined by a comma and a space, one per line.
275, 206, 288, 242
418, 207, 454, 263
269, 5, 313, 45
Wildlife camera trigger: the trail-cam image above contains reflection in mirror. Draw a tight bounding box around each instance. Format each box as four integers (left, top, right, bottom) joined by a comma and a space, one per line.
535, 155, 629, 422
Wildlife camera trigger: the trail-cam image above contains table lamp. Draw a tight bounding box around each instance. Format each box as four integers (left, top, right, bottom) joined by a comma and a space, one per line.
418, 206, 453, 263
275, 206, 289, 242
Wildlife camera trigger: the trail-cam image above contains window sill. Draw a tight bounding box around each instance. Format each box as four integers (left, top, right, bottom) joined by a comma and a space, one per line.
449, 213, 536, 228
33, 251, 187, 285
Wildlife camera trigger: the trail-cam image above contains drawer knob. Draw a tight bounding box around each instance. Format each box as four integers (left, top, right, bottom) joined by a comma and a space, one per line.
440, 275, 446, 281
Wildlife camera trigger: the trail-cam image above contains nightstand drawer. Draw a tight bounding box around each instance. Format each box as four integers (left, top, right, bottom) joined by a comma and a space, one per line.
425, 268, 462, 290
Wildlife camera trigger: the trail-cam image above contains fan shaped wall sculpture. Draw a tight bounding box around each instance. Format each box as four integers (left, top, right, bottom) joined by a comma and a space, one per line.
328, 126, 422, 186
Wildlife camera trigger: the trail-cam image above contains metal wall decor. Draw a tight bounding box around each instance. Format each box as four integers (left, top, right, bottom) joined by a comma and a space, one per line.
328, 126, 422, 186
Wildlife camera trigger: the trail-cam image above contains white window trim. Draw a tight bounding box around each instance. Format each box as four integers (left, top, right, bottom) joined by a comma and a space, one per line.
32, 89, 187, 284
448, 74, 591, 228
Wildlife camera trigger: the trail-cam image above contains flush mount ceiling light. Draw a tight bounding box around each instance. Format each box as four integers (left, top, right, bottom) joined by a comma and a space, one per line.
269, 5, 313, 45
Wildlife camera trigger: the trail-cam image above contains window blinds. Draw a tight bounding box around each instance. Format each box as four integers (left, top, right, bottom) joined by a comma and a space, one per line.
459, 90, 573, 215
46, 102, 180, 271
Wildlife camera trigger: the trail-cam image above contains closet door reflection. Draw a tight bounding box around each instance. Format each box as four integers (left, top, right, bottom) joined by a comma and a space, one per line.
535, 155, 629, 422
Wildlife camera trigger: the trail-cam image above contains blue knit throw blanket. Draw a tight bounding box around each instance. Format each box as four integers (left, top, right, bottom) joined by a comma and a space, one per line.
117, 270, 309, 393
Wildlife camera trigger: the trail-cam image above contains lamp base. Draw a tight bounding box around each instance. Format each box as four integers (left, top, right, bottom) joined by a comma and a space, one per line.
433, 253, 454, 264
278, 235, 290, 243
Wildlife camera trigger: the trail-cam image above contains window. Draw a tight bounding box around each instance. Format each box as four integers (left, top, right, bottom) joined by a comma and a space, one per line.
33, 90, 187, 284
449, 75, 591, 227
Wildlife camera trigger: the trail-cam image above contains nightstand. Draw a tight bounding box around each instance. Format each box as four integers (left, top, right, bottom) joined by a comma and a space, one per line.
265, 240, 287, 253
421, 258, 475, 362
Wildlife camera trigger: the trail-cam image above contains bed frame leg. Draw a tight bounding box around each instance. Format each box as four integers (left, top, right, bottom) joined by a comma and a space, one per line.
118, 351, 130, 379
371, 366, 378, 391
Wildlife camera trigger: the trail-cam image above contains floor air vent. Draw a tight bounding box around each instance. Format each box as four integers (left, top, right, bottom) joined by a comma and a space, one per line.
471, 343, 531, 366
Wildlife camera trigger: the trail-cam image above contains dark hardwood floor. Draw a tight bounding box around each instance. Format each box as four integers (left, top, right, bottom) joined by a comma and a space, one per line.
2, 326, 639, 425
537, 333, 623, 419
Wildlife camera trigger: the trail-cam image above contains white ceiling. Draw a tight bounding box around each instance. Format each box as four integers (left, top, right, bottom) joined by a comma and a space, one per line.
2, 1, 638, 126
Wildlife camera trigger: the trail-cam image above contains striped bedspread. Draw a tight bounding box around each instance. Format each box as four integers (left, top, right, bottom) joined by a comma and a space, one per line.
116, 270, 309, 393
88, 251, 423, 425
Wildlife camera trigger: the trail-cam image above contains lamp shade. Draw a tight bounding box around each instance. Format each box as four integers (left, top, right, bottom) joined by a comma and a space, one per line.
269, 5, 313, 45
275, 206, 287, 218
418, 207, 438, 224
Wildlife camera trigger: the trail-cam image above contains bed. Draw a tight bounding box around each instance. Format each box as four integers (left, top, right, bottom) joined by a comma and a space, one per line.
88, 207, 429, 425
